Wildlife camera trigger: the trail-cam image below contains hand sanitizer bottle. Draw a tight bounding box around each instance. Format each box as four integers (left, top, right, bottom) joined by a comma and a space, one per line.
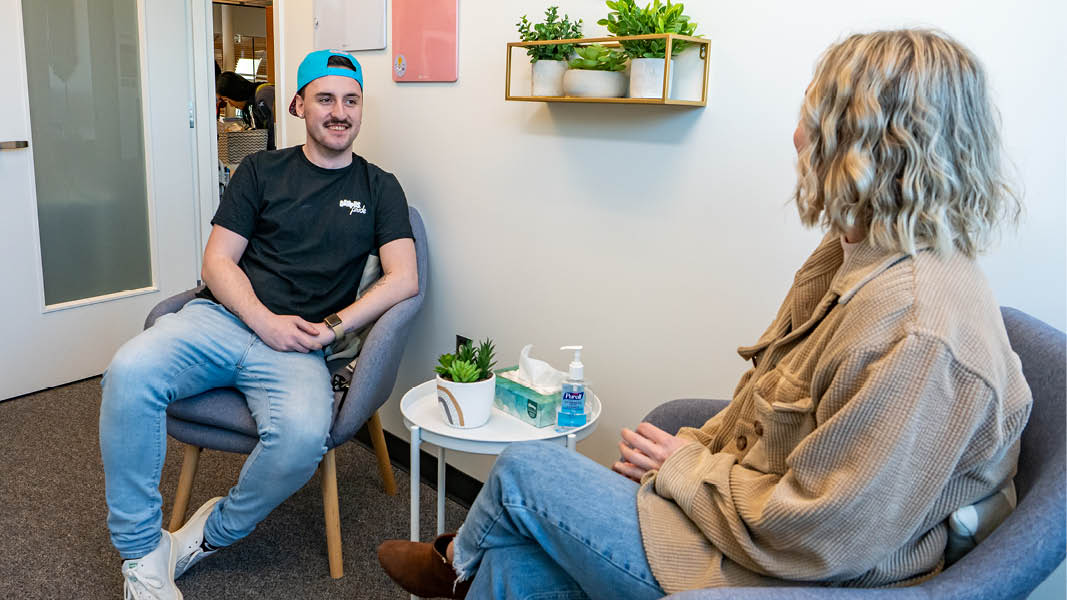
556, 346, 587, 428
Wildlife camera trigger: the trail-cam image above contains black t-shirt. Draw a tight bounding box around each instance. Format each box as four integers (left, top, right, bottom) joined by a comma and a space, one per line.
199, 146, 413, 323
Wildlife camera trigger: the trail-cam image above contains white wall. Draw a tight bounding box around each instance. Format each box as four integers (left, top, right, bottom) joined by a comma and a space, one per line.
273, 0, 1064, 594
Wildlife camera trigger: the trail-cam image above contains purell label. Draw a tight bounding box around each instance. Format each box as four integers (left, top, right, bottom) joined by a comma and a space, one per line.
562, 391, 584, 401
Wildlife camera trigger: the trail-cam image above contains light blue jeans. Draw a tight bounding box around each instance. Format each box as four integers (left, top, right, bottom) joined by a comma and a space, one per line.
453, 441, 666, 600
99, 299, 334, 559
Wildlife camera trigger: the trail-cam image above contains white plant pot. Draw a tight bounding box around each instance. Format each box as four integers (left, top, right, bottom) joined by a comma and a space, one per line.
563, 69, 627, 98
670, 45, 705, 102
530, 60, 568, 96
629, 57, 674, 99
436, 373, 496, 429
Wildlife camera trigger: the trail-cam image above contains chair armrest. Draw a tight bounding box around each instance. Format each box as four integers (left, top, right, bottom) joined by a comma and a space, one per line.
144, 286, 204, 330
328, 291, 424, 442
642, 398, 730, 435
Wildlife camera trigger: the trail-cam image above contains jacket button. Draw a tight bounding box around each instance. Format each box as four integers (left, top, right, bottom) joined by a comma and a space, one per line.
753, 421, 763, 436
736, 435, 748, 451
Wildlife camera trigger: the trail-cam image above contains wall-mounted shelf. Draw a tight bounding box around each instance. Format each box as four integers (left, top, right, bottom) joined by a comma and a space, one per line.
506, 33, 710, 106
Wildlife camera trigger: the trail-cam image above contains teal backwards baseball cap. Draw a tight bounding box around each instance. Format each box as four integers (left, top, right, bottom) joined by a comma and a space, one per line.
288, 49, 364, 116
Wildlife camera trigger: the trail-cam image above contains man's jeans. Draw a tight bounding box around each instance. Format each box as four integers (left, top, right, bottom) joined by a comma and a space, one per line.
99, 299, 334, 559
453, 441, 666, 600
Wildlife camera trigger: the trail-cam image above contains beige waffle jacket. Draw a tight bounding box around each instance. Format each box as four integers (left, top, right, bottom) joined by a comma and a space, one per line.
637, 233, 1032, 592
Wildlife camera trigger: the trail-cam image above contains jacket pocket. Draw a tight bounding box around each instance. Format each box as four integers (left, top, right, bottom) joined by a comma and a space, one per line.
741, 368, 816, 475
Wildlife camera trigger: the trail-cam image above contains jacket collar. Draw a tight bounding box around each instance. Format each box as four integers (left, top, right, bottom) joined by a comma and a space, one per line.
830, 236, 926, 305
738, 232, 924, 360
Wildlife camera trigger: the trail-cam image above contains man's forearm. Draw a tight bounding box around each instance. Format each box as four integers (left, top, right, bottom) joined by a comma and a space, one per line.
201, 254, 272, 329
333, 270, 418, 335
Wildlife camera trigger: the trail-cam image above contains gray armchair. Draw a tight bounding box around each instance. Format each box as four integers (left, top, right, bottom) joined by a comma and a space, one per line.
148, 206, 428, 579
643, 307, 1065, 599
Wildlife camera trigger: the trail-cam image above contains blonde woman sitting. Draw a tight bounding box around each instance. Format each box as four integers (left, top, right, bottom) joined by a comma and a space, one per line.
378, 29, 1032, 599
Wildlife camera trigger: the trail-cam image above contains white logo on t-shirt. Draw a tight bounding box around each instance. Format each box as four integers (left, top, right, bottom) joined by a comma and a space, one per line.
339, 199, 367, 215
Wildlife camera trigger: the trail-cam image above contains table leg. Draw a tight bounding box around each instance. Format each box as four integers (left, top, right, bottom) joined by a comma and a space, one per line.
409, 426, 422, 600
567, 432, 576, 451
409, 425, 421, 543
436, 446, 446, 535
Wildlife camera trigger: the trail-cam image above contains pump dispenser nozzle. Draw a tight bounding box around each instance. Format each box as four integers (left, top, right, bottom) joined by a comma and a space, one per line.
560, 345, 584, 380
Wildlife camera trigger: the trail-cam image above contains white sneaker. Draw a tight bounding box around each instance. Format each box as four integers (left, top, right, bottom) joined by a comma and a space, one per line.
172, 496, 224, 579
122, 530, 182, 600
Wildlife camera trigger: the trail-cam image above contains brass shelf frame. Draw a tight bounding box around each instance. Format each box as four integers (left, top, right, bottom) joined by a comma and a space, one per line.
505, 33, 710, 106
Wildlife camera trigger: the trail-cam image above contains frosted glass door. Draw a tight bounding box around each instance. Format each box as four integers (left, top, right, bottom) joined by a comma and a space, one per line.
21, 0, 152, 305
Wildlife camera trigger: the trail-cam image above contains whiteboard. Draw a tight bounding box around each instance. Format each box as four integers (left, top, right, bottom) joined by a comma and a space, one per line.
313, 0, 386, 52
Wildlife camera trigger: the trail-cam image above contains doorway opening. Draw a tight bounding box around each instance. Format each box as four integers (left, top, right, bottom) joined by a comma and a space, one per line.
188, 0, 279, 263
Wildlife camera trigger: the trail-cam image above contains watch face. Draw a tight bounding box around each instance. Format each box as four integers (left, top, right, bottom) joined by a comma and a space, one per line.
325, 314, 341, 327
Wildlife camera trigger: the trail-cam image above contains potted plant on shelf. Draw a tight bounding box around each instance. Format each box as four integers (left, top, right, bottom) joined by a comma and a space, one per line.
435, 339, 497, 429
563, 44, 628, 98
598, 0, 698, 99
517, 6, 582, 96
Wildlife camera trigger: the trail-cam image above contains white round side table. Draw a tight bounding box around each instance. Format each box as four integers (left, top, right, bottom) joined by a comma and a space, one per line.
400, 379, 602, 543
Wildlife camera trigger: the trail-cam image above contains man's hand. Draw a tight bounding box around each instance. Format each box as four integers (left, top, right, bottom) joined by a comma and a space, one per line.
250, 314, 334, 353
612, 422, 692, 483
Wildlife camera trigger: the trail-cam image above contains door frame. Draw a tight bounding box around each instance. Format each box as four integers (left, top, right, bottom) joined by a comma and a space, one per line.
189, 0, 218, 274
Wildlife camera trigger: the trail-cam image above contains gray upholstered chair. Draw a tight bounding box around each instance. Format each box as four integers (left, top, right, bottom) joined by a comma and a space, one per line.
643, 307, 1065, 599
147, 206, 428, 579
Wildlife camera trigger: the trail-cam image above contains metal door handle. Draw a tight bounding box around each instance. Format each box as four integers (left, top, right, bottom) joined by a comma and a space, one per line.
0, 141, 29, 150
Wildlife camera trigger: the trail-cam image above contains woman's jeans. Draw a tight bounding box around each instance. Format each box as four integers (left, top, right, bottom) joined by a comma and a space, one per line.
453, 441, 666, 600
99, 299, 334, 559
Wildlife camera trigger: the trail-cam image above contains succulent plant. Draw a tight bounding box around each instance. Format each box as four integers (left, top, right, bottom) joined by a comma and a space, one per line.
475, 339, 497, 378
568, 44, 627, 71
436, 338, 497, 383
447, 360, 481, 383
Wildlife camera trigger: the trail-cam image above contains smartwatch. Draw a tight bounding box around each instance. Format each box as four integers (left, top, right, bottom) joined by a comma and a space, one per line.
324, 313, 344, 340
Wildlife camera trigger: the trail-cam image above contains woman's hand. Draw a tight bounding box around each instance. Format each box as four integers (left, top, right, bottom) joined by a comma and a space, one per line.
612, 422, 692, 482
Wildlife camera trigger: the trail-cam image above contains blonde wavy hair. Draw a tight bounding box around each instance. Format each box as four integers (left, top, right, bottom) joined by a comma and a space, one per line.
793, 29, 1020, 257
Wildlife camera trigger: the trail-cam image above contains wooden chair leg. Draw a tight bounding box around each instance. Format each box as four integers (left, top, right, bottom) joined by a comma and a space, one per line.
168, 445, 202, 531
367, 410, 397, 496
320, 449, 344, 579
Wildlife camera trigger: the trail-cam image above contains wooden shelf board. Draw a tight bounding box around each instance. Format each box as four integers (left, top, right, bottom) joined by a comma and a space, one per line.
506, 96, 704, 106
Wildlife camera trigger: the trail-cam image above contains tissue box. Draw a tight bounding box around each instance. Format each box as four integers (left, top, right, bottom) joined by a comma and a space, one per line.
494, 367, 560, 428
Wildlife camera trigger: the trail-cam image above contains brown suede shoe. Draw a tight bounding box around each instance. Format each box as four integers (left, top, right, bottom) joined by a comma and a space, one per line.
377, 533, 471, 599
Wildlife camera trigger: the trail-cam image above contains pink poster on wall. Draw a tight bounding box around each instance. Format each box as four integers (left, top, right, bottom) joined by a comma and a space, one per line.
392, 0, 458, 82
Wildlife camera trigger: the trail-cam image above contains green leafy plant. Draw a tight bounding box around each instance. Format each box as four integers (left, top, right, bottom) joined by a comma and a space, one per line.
568, 44, 627, 71
435, 339, 497, 383
517, 6, 583, 63
597, 0, 698, 59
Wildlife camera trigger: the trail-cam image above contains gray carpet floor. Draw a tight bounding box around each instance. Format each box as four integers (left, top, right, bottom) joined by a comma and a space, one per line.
0, 377, 468, 599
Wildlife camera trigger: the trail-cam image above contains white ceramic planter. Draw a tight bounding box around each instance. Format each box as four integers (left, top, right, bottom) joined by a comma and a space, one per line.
670, 45, 705, 102
563, 69, 627, 98
629, 57, 674, 99
531, 60, 568, 96
436, 373, 496, 429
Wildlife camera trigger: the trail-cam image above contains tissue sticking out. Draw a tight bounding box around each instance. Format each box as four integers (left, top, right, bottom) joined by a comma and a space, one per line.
499, 344, 567, 395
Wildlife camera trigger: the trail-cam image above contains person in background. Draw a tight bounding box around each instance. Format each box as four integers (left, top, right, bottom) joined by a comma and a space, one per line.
376, 28, 1032, 599
101, 49, 417, 600
216, 70, 276, 150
